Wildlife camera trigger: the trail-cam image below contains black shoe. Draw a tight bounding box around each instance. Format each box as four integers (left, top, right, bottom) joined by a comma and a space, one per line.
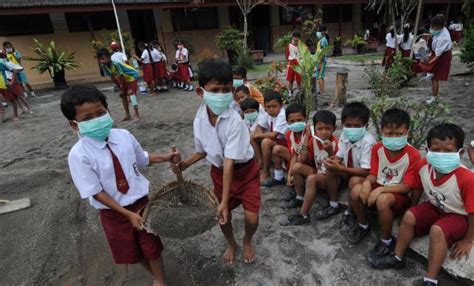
314, 204, 343, 221
282, 188, 296, 201
279, 213, 310, 226
369, 253, 406, 269
345, 223, 370, 244
282, 198, 303, 209
367, 237, 396, 262
339, 211, 356, 233
261, 177, 285, 187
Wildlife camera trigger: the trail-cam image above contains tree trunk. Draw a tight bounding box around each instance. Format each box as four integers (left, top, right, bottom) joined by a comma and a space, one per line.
334, 72, 348, 107
410, 0, 423, 58
392, 9, 399, 53
243, 14, 248, 51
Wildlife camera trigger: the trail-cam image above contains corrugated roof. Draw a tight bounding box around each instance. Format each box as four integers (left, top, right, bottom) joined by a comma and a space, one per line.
0, 0, 191, 8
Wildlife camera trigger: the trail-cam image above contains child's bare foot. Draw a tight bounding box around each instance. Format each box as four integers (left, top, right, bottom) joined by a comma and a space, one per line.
221, 242, 237, 265
243, 239, 256, 264
260, 172, 270, 183
148, 92, 157, 96
28, 109, 34, 114
121, 115, 131, 122
132, 116, 141, 122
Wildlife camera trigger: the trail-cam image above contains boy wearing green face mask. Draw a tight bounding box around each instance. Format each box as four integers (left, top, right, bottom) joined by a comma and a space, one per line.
346, 109, 420, 252
370, 123, 474, 286
62, 85, 177, 286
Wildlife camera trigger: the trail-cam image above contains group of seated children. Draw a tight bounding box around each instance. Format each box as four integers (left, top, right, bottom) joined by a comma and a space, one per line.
236, 90, 473, 285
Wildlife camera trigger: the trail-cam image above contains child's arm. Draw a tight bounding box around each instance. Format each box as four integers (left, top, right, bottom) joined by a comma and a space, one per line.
93, 191, 143, 230
148, 152, 176, 164
450, 213, 474, 260
287, 154, 298, 186
298, 135, 311, 163
359, 175, 376, 204
410, 189, 423, 206
174, 151, 207, 171
324, 158, 369, 177
217, 158, 234, 225
252, 131, 280, 140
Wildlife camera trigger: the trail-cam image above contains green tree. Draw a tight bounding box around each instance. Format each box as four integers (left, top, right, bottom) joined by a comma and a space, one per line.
460, 26, 474, 71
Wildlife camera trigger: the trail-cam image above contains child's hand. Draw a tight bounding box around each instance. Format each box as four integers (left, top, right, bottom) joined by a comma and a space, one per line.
360, 187, 371, 204
216, 202, 229, 225
367, 187, 383, 206
325, 158, 343, 172
164, 151, 178, 162
287, 175, 294, 187
127, 211, 144, 230
172, 160, 188, 173
450, 239, 472, 261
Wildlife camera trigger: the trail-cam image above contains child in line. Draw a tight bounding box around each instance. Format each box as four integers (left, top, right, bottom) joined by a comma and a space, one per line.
97, 48, 140, 122
2, 41, 36, 97
136, 42, 159, 96
369, 123, 474, 286
399, 24, 414, 58
175, 41, 193, 91
346, 109, 421, 251
151, 41, 168, 93
324, 102, 376, 231
232, 66, 264, 105
281, 110, 339, 225
286, 31, 302, 96
315, 26, 329, 95
230, 85, 250, 114
110, 42, 128, 64
253, 91, 288, 186
173, 59, 260, 265
382, 26, 400, 68
241, 97, 262, 133
63, 85, 176, 286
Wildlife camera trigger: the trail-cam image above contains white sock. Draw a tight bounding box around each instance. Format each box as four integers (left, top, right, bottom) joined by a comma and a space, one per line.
296, 195, 304, 201
274, 169, 284, 180
381, 238, 392, 246
423, 277, 438, 285
359, 223, 369, 230
394, 255, 402, 261
344, 210, 351, 215
329, 201, 339, 208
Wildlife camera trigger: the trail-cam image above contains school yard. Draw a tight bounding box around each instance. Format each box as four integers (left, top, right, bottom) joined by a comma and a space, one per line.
1, 54, 473, 285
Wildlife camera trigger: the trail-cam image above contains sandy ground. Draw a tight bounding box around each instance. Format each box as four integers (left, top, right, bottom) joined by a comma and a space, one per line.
1, 55, 473, 286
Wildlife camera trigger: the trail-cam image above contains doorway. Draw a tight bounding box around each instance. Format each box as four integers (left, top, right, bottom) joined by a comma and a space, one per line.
127, 9, 157, 55
249, 6, 271, 52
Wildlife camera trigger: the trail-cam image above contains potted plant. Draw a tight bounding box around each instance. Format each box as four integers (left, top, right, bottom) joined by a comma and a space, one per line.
216, 27, 241, 65
273, 32, 293, 52
25, 39, 79, 89
333, 36, 343, 56
344, 35, 368, 54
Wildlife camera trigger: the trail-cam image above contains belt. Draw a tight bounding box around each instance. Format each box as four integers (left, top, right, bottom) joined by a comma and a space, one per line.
214, 159, 253, 171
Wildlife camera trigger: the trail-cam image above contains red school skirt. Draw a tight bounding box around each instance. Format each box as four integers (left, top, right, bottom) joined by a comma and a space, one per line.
178, 63, 190, 82
99, 196, 164, 264
412, 50, 452, 81
286, 59, 301, 83
0, 88, 15, 101
210, 160, 261, 214
154, 62, 167, 79
400, 49, 411, 58
382, 47, 396, 67
142, 63, 154, 82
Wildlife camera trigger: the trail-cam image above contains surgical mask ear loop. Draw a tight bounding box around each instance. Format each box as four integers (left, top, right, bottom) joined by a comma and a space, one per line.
310, 125, 326, 144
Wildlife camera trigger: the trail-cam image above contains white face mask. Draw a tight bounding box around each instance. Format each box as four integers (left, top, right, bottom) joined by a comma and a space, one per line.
5, 47, 13, 53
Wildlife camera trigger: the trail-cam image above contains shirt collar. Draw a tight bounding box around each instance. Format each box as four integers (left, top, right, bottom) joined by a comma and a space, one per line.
81, 129, 117, 149
339, 132, 363, 147
196, 103, 231, 120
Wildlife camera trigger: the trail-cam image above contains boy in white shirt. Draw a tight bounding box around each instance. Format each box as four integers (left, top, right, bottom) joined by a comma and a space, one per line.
173, 59, 260, 265
286, 31, 302, 93
110, 41, 128, 64
62, 85, 176, 286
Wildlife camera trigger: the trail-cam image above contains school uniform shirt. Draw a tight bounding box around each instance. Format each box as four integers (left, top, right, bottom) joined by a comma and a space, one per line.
413, 39, 428, 59
308, 135, 339, 173
103, 61, 139, 82
399, 33, 414, 51
0, 59, 22, 82
257, 107, 288, 140
336, 131, 376, 169
246, 105, 267, 133
286, 43, 299, 61
68, 129, 150, 209
111, 51, 128, 64
194, 104, 254, 168
369, 142, 420, 186
140, 49, 161, 64
432, 27, 453, 57
285, 130, 307, 155
158, 51, 167, 61
405, 159, 474, 215
175, 48, 189, 63
230, 101, 241, 114
385, 33, 400, 49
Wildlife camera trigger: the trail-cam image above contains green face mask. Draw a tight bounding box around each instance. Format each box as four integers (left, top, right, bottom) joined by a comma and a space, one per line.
244, 111, 259, 123
76, 113, 114, 141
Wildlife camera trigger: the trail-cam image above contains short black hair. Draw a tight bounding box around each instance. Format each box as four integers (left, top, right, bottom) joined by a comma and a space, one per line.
2, 41, 12, 47
235, 85, 250, 95
171, 63, 178, 70
427, 123, 465, 150
232, 66, 247, 78
341, 101, 370, 124
431, 15, 445, 27
240, 98, 259, 112
313, 110, 336, 127
60, 85, 108, 121
285, 103, 305, 119
96, 48, 111, 59
319, 26, 327, 32
292, 31, 301, 38
198, 59, 233, 87
263, 90, 283, 104
381, 108, 411, 129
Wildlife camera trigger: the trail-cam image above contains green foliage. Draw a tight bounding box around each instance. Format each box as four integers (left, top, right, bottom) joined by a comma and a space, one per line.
386, 53, 413, 87
196, 48, 217, 66
216, 27, 242, 52
173, 34, 194, 56
344, 35, 368, 48
460, 26, 474, 72
364, 65, 400, 98
254, 61, 289, 103
274, 32, 292, 51
25, 39, 79, 78
235, 46, 254, 69
301, 13, 322, 44
90, 30, 133, 57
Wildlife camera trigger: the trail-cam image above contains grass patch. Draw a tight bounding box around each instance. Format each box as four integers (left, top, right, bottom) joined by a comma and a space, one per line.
335, 53, 382, 62
250, 63, 272, 73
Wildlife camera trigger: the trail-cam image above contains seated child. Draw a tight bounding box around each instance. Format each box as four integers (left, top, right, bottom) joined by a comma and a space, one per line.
468, 140, 474, 168
62, 85, 176, 286
281, 110, 339, 225
230, 85, 250, 114
241, 97, 261, 132
369, 123, 474, 286
322, 102, 376, 232
252, 91, 288, 186
173, 59, 260, 265
232, 66, 264, 105
346, 108, 421, 251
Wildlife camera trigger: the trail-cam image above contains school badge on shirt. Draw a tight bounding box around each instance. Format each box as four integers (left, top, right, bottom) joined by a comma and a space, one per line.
133, 163, 140, 176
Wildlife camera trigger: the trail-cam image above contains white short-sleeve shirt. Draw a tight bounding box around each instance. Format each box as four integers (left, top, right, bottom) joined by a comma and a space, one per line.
386, 33, 399, 48
399, 33, 414, 51
257, 107, 288, 139
175, 48, 189, 63
432, 27, 453, 57
287, 43, 299, 61
68, 129, 150, 209
336, 131, 376, 169
111, 51, 128, 64
141, 49, 161, 64
194, 103, 254, 168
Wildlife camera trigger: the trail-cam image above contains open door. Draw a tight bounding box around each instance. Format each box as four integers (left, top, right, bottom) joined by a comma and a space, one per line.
127, 9, 158, 55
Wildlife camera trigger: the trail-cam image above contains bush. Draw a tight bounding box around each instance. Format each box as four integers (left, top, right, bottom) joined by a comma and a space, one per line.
386, 53, 413, 87
216, 27, 241, 52
273, 32, 292, 52
196, 48, 217, 66
460, 26, 474, 72
235, 47, 254, 69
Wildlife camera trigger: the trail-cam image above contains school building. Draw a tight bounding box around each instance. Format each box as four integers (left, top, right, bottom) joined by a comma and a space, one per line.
0, 0, 467, 86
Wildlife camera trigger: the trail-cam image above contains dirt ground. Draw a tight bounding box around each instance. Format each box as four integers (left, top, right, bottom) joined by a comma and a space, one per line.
1, 55, 473, 286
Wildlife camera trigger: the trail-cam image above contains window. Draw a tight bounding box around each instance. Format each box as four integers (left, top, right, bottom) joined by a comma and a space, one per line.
171, 8, 218, 31
0, 14, 54, 36
65, 11, 116, 32
279, 6, 315, 25
323, 5, 353, 23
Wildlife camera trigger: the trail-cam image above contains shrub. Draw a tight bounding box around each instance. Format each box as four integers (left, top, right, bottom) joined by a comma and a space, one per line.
235, 47, 254, 69
196, 48, 217, 66
460, 26, 474, 72
387, 53, 413, 87
216, 27, 241, 52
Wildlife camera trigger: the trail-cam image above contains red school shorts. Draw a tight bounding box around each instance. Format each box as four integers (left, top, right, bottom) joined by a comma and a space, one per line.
155, 62, 167, 79
409, 201, 468, 247
211, 159, 261, 214
99, 196, 164, 264
178, 63, 190, 82
286, 59, 301, 83
142, 63, 154, 82
371, 182, 411, 217
382, 47, 396, 67
118, 79, 138, 96
0, 88, 15, 101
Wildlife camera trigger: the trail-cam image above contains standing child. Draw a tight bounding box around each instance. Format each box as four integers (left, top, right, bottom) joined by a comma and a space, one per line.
399, 24, 414, 58
151, 41, 168, 93
173, 59, 260, 265
286, 31, 302, 96
369, 123, 474, 286
281, 110, 339, 225
110, 42, 128, 64
3, 41, 36, 97
97, 48, 140, 121
252, 91, 288, 186
315, 26, 329, 95
136, 42, 158, 96
232, 66, 264, 105
62, 85, 176, 286
382, 26, 400, 68
346, 108, 420, 250
175, 41, 193, 91
0, 58, 19, 122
